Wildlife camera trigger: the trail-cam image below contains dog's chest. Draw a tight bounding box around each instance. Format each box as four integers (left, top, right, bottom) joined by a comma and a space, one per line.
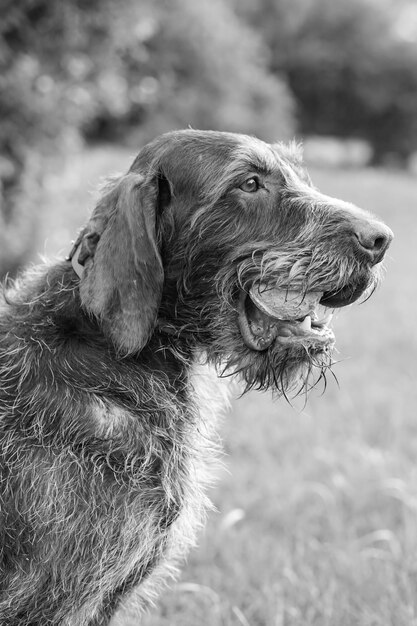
159, 361, 232, 548
105, 363, 232, 620
161, 362, 232, 557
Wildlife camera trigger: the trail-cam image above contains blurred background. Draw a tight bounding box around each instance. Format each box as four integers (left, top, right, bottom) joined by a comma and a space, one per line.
1, 0, 417, 624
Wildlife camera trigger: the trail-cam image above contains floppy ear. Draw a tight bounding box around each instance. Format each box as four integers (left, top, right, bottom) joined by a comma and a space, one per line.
77, 172, 164, 355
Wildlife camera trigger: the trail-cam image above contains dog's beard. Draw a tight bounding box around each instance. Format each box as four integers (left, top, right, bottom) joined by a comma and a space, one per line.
206, 306, 333, 396
201, 285, 332, 396
205, 252, 382, 396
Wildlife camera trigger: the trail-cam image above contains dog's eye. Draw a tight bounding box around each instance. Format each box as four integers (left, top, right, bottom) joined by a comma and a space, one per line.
239, 177, 261, 193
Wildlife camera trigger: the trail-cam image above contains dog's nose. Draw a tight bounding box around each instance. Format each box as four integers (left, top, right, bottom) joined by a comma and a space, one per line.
353, 219, 393, 265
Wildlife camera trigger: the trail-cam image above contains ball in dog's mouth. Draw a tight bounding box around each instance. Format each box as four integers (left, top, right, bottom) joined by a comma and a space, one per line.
237, 283, 335, 352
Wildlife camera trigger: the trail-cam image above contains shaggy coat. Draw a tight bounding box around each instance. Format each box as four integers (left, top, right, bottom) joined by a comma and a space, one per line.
0, 130, 392, 625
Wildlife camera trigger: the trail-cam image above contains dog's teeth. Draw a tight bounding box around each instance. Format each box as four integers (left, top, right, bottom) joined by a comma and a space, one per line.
299, 315, 311, 331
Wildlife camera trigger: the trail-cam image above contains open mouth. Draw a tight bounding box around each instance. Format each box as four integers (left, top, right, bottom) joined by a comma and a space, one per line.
238, 283, 336, 352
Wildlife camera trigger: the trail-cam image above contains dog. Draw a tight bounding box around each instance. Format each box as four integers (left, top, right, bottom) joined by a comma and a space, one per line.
0, 130, 393, 625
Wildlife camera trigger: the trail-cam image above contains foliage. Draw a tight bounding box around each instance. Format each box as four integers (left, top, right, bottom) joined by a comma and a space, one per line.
2, 0, 417, 275
136, 0, 294, 142
237, 0, 417, 164
0, 0, 294, 276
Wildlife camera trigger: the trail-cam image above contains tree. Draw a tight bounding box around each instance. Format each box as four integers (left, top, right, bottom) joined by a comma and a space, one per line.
0, 0, 295, 276
237, 0, 417, 164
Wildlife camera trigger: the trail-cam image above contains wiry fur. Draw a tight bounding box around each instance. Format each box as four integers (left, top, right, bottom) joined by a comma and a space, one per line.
0, 130, 392, 625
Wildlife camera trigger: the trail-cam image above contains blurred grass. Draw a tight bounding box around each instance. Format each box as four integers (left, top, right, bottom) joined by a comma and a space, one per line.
39, 147, 417, 626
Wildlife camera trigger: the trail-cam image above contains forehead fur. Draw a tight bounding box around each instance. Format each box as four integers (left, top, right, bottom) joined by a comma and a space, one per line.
130, 130, 305, 203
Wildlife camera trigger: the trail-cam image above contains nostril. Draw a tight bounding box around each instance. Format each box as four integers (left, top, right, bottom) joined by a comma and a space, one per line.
373, 235, 386, 251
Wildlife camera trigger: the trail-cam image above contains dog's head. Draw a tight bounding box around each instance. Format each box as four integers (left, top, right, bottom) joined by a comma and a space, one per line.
72, 130, 393, 393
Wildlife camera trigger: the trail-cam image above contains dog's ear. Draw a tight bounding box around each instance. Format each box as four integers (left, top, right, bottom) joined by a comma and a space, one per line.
77, 172, 164, 355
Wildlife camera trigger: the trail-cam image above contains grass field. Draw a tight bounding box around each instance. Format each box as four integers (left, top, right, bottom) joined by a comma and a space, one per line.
40, 148, 417, 626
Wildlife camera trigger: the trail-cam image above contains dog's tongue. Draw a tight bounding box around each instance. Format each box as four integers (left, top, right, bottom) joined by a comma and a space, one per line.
249, 284, 323, 320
